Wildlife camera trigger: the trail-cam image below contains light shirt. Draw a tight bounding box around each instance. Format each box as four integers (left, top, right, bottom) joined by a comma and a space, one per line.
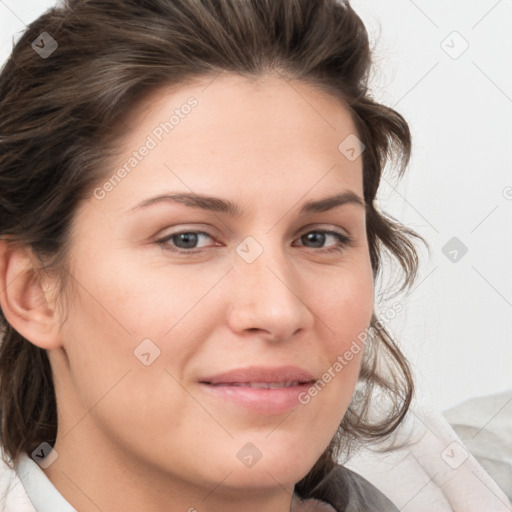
0, 451, 76, 512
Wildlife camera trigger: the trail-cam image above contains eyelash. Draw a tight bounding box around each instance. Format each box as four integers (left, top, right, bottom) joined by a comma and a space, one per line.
156, 228, 354, 255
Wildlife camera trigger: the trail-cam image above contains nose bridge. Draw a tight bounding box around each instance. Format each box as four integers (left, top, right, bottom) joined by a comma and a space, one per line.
227, 233, 313, 339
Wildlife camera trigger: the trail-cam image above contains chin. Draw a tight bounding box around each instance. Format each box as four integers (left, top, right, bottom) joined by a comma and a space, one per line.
217, 461, 314, 494
217, 438, 321, 491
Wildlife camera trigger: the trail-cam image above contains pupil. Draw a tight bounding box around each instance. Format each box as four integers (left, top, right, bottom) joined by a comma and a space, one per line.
304, 232, 325, 248
174, 233, 198, 249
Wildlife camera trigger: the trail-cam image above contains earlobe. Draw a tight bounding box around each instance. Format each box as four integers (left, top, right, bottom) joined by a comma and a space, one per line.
0, 241, 63, 350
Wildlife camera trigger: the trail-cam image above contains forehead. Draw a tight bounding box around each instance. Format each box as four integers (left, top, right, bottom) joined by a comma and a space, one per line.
94, 73, 364, 214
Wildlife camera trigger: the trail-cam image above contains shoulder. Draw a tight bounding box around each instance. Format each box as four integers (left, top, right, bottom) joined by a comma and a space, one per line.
305, 463, 400, 512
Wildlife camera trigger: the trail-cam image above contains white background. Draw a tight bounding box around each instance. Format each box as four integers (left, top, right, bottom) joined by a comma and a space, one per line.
1, 0, 511, 411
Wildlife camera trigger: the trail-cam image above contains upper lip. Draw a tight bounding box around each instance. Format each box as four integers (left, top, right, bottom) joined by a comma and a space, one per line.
199, 365, 316, 385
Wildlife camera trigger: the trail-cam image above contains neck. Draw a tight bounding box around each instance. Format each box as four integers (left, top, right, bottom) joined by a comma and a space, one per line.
43, 425, 298, 512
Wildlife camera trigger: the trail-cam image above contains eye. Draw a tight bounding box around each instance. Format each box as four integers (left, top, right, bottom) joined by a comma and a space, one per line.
293, 229, 353, 253
156, 227, 354, 255
156, 230, 217, 253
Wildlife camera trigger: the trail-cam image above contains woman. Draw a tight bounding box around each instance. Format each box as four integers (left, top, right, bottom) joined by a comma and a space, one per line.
0, 0, 426, 510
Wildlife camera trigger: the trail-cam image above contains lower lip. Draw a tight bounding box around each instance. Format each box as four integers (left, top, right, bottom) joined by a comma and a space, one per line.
199, 382, 313, 415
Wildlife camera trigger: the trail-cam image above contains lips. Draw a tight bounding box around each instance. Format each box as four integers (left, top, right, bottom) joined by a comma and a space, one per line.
200, 365, 316, 387
211, 381, 304, 389
199, 365, 317, 415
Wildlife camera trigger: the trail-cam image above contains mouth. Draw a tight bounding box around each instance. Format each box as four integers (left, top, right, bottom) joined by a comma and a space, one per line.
205, 380, 311, 389
198, 366, 316, 414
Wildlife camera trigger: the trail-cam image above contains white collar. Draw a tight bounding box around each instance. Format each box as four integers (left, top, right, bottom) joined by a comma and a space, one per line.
15, 452, 76, 512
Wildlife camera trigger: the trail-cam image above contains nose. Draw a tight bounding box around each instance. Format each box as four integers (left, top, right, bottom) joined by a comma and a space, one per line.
226, 239, 315, 343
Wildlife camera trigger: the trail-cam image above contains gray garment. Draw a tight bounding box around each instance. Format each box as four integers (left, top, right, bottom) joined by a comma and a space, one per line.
296, 464, 400, 512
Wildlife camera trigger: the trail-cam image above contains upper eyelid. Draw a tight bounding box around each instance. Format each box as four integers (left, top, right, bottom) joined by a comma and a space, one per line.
157, 225, 351, 247
157, 223, 350, 238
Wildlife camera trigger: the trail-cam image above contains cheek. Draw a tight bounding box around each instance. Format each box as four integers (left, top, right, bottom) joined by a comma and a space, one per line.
314, 261, 374, 349
296, 259, 374, 412
58, 272, 200, 449
58, 284, 135, 412
315, 264, 373, 388
59, 252, 218, 405
96, 251, 227, 336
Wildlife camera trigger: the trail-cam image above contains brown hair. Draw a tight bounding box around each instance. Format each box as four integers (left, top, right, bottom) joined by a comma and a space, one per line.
0, 0, 427, 494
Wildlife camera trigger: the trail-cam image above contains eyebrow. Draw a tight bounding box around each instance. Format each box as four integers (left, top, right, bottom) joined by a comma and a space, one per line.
128, 190, 365, 216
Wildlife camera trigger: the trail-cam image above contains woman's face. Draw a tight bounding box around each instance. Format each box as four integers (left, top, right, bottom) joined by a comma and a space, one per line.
46, 73, 374, 508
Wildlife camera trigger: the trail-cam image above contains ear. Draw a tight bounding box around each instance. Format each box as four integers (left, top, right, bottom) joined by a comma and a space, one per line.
0, 240, 63, 350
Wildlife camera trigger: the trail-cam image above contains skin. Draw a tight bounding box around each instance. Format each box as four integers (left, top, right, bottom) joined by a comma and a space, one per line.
0, 73, 374, 512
